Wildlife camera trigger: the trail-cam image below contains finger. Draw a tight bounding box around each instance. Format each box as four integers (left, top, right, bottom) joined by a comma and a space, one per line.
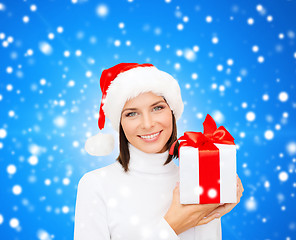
241, 181, 244, 192
206, 203, 235, 220
237, 185, 241, 197
190, 203, 220, 209
198, 212, 221, 226
239, 177, 243, 187
239, 182, 244, 195
237, 176, 241, 186
237, 179, 243, 191
173, 182, 180, 192
239, 186, 243, 196
236, 185, 243, 203
237, 183, 242, 194
203, 203, 221, 208
205, 204, 227, 218
173, 182, 180, 204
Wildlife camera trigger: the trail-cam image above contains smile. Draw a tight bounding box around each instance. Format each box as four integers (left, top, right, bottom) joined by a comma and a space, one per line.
138, 131, 162, 140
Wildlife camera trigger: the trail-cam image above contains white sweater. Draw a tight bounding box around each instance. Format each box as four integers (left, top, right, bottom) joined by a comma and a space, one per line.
74, 143, 222, 240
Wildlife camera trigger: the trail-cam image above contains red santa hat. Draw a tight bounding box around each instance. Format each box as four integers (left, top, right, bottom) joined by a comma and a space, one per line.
85, 63, 184, 156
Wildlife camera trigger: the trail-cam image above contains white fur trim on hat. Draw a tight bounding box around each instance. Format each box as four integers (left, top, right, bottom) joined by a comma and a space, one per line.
84, 133, 114, 156
102, 66, 184, 132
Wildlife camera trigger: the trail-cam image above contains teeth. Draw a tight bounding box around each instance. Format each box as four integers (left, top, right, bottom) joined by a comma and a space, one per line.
140, 131, 160, 139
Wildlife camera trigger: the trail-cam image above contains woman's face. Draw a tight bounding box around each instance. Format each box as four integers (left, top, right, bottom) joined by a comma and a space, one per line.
121, 92, 173, 154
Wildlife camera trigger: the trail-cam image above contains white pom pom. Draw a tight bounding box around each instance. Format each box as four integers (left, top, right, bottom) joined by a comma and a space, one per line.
84, 133, 114, 156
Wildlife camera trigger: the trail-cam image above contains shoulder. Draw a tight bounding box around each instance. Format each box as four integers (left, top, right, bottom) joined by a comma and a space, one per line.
76, 161, 125, 200
78, 161, 123, 187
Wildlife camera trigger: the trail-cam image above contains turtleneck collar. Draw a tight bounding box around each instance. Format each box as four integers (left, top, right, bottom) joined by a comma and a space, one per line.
127, 143, 177, 174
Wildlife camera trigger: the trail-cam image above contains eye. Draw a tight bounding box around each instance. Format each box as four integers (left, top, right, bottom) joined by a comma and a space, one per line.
153, 105, 164, 111
126, 112, 137, 117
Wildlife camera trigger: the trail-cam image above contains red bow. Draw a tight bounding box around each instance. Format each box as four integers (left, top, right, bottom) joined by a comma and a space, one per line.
169, 114, 235, 155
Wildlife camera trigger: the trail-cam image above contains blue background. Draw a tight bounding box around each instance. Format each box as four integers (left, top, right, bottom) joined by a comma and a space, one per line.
0, 0, 296, 239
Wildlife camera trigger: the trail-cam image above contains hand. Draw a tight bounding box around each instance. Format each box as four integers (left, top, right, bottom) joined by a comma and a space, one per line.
164, 182, 221, 235
198, 174, 244, 225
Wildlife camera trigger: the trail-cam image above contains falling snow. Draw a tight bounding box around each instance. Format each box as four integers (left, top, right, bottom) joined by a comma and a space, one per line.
279, 171, 289, 182
0, 0, 295, 239
278, 91, 289, 102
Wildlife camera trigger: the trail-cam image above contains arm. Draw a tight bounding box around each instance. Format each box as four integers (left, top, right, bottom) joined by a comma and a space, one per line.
144, 174, 243, 240
74, 173, 110, 240
162, 181, 221, 238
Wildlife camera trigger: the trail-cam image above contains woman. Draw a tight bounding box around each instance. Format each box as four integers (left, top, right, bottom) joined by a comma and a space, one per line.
74, 63, 244, 239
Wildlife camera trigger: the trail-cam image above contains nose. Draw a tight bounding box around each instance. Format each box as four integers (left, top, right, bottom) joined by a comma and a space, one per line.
141, 112, 155, 130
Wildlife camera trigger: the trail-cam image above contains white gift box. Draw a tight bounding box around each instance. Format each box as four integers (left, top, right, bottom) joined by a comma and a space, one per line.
179, 143, 237, 204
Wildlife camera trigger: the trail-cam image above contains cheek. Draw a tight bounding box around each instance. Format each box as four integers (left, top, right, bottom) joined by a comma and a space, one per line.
160, 111, 173, 130
121, 119, 137, 138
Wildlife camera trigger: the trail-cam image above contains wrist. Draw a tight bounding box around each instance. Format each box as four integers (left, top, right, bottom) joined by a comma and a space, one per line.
164, 215, 180, 235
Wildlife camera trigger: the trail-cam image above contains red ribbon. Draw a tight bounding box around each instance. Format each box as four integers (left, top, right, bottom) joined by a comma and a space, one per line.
169, 114, 235, 203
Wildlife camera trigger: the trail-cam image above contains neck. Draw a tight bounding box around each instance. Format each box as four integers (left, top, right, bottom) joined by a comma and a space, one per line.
127, 143, 177, 174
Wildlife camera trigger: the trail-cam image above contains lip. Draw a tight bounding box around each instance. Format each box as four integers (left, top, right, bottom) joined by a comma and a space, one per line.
138, 130, 162, 142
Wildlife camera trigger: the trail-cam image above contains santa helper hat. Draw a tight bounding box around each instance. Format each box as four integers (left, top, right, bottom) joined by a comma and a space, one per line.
85, 63, 184, 156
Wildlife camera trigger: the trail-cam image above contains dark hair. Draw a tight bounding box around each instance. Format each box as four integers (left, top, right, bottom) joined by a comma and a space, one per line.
116, 110, 179, 173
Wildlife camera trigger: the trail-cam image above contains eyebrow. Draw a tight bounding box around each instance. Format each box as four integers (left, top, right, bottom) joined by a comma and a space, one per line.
121, 100, 166, 114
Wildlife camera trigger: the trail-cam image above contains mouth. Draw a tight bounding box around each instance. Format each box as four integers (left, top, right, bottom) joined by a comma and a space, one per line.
138, 130, 162, 142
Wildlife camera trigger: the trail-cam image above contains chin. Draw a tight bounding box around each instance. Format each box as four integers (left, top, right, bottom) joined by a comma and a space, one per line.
137, 143, 167, 154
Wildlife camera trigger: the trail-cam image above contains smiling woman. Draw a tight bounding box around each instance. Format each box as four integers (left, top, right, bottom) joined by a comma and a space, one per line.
121, 93, 173, 154
118, 92, 178, 172
74, 63, 243, 240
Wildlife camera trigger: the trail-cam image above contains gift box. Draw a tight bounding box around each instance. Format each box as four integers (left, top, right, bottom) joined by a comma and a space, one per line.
169, 114, 237, 204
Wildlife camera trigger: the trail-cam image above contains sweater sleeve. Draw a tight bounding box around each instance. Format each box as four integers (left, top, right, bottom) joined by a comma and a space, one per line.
176, 217, 221, 240
74, 173, 111, 240
194, 218, 222, 240
144, 217, 180, 240
150, 217, 221, 240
